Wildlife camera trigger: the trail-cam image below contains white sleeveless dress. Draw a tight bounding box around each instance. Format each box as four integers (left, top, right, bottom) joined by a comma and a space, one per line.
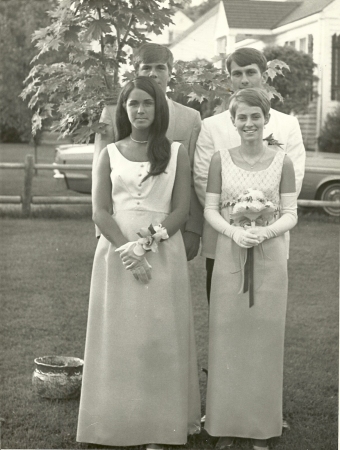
205, 149, 288, 440
77, 142, 201, 447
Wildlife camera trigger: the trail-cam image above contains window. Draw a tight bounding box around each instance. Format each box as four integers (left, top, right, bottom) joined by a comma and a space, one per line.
308, 34, 313, 56
285, 40, 296, 48
216, 36, 226, 54
331, 34, 340, 100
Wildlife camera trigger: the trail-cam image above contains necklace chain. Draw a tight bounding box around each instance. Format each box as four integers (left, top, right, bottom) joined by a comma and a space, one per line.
239, 148, 265, 169
130, 135, 148, 144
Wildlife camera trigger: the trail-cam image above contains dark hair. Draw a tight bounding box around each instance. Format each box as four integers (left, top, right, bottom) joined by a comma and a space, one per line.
226, 48, 267, 75
115, 76, 171, 181
133, 43, 174, 72
229, 88, 271, 118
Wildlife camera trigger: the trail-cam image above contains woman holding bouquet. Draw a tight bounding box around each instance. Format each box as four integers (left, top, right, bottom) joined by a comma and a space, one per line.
77, 76, 201, 449
204, 88, 297, 450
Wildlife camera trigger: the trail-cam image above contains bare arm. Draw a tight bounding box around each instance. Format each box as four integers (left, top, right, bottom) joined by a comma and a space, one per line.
162, 145, 191, 237
92, 147, 127, 248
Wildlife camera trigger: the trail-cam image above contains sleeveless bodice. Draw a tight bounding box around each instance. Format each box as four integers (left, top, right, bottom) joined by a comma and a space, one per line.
107, 142, 179, 214
220, 149, 285, 209
106, 142, 180, 240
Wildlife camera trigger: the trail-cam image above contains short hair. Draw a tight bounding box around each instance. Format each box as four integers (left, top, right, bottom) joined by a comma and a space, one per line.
115, 76, 171, 180
229, 88, 271, 118
226, 48, 268, 75
133, 43, 174, 72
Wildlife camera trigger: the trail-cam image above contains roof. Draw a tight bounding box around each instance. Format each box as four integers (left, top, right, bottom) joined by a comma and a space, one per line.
168, 3, 219, 48
169, 0, 336, 48
276, 0, 336, 27
222, 0, 301, 29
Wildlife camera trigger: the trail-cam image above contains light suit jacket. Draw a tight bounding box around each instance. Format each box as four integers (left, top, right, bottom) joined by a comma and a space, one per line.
94, 98, 203, 237
194, 108, 306, 258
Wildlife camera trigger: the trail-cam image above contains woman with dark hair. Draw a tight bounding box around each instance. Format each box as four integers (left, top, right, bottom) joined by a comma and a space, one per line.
77, 77, 201, 449
204, 88, 297, 450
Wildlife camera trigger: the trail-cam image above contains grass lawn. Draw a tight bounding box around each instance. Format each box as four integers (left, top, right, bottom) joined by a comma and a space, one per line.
0, 143, 338, 449
0, 215, 338, 450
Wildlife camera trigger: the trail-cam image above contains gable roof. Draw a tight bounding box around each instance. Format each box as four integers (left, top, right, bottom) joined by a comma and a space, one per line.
168, 3, 219, 48
222, 0, 301, 29
276, 0, 336, 27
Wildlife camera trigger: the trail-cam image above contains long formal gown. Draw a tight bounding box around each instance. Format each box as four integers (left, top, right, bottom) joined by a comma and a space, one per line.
205, 148, 288, 440
77, 142, 201, 447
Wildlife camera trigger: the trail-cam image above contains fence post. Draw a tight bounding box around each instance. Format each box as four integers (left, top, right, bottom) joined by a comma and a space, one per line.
22, 154, 34, 216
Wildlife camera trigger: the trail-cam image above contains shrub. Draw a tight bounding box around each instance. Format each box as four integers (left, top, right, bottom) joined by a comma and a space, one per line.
318, 105, 340, 153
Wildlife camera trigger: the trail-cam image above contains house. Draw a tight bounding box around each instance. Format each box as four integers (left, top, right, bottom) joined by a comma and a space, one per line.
169, 0, 340, 150
145, 10, 194, 46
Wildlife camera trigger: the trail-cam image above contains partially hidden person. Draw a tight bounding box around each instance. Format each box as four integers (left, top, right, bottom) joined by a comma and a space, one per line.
194, 47, 305, 302
77, 76, 201, 450
94, 43, 203, 261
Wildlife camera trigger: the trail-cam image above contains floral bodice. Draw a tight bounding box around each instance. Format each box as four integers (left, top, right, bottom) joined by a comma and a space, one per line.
220, 148, 285, 209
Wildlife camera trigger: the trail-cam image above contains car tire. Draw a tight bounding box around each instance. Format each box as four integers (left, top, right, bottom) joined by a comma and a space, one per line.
319, 182, 340, 216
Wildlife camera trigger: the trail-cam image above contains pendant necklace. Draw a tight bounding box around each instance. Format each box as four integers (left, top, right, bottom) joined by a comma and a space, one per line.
130, 135, 148, 144
239, 148, 265, 169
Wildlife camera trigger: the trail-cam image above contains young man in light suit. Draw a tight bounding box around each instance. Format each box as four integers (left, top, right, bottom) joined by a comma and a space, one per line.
94, 43, 203, 261
194, 47, 306, 300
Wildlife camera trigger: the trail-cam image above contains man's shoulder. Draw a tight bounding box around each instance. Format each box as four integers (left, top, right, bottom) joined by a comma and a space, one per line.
202, 110, 231, 128
270, 108, 299, 126
170, 99, 200, 119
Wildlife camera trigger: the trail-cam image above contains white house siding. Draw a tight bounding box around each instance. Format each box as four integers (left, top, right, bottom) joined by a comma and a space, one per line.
146, 11, 193, 45
170, 13, 218, 61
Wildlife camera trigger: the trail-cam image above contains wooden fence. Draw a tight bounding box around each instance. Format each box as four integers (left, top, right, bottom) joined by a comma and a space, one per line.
0, 154, 339, 216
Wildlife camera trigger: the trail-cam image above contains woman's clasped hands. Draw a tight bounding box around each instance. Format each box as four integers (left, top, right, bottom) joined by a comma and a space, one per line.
115, 241, 152, 284
232, 226, 267, 249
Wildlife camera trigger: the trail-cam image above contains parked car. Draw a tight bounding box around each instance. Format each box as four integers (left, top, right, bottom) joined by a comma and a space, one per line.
53, 144, 94, 194
53, 145, 340, 216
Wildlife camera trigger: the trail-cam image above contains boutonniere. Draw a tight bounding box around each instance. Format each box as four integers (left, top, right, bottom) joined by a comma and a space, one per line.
263, 133, 283, 149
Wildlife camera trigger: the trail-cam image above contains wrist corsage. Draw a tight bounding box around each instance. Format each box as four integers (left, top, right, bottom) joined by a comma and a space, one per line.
133, 223, 169, 256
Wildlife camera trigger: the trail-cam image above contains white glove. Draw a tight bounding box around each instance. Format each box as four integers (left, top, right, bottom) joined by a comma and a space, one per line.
131, 257, 152, 284
253, 192, 298, 241
115, 241, 144, 270
204, 193, 261, 248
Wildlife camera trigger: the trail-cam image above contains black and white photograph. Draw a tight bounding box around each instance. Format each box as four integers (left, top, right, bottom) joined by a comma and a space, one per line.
0, 0, 339, 449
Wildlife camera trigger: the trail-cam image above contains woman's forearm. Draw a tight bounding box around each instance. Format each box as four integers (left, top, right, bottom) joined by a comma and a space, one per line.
161, 207, 188, 238
92, 209, 127, 247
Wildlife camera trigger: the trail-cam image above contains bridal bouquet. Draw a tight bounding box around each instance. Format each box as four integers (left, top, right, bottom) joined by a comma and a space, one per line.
230, 189, 278, 308
230, 188, 278, 227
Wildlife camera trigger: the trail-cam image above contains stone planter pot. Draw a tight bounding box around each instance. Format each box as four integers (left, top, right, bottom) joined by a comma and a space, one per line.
32, 356, 84, 399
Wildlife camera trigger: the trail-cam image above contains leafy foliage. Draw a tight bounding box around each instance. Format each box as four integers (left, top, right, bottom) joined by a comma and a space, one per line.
318, 105, 340, 153
184, 0, 219, 22
21, 0, 185, 142
169, 56, 289, 118
263, 46, 317, 115
0, 0, 57, 142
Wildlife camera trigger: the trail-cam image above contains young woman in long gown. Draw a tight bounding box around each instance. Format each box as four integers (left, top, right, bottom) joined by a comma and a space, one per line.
76, 76, 201, 449
203, 88, 298, 450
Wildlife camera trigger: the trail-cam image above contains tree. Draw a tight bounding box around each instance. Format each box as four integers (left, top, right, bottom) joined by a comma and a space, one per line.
184, 0, 219, 21
263, 45, 317, 115
170, 57, 288, 118
0, 0, 57, 142
21, 0, 186, 143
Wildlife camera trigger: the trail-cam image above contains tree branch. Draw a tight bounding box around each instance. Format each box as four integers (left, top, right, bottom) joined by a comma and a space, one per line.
97, 7, 111, 92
